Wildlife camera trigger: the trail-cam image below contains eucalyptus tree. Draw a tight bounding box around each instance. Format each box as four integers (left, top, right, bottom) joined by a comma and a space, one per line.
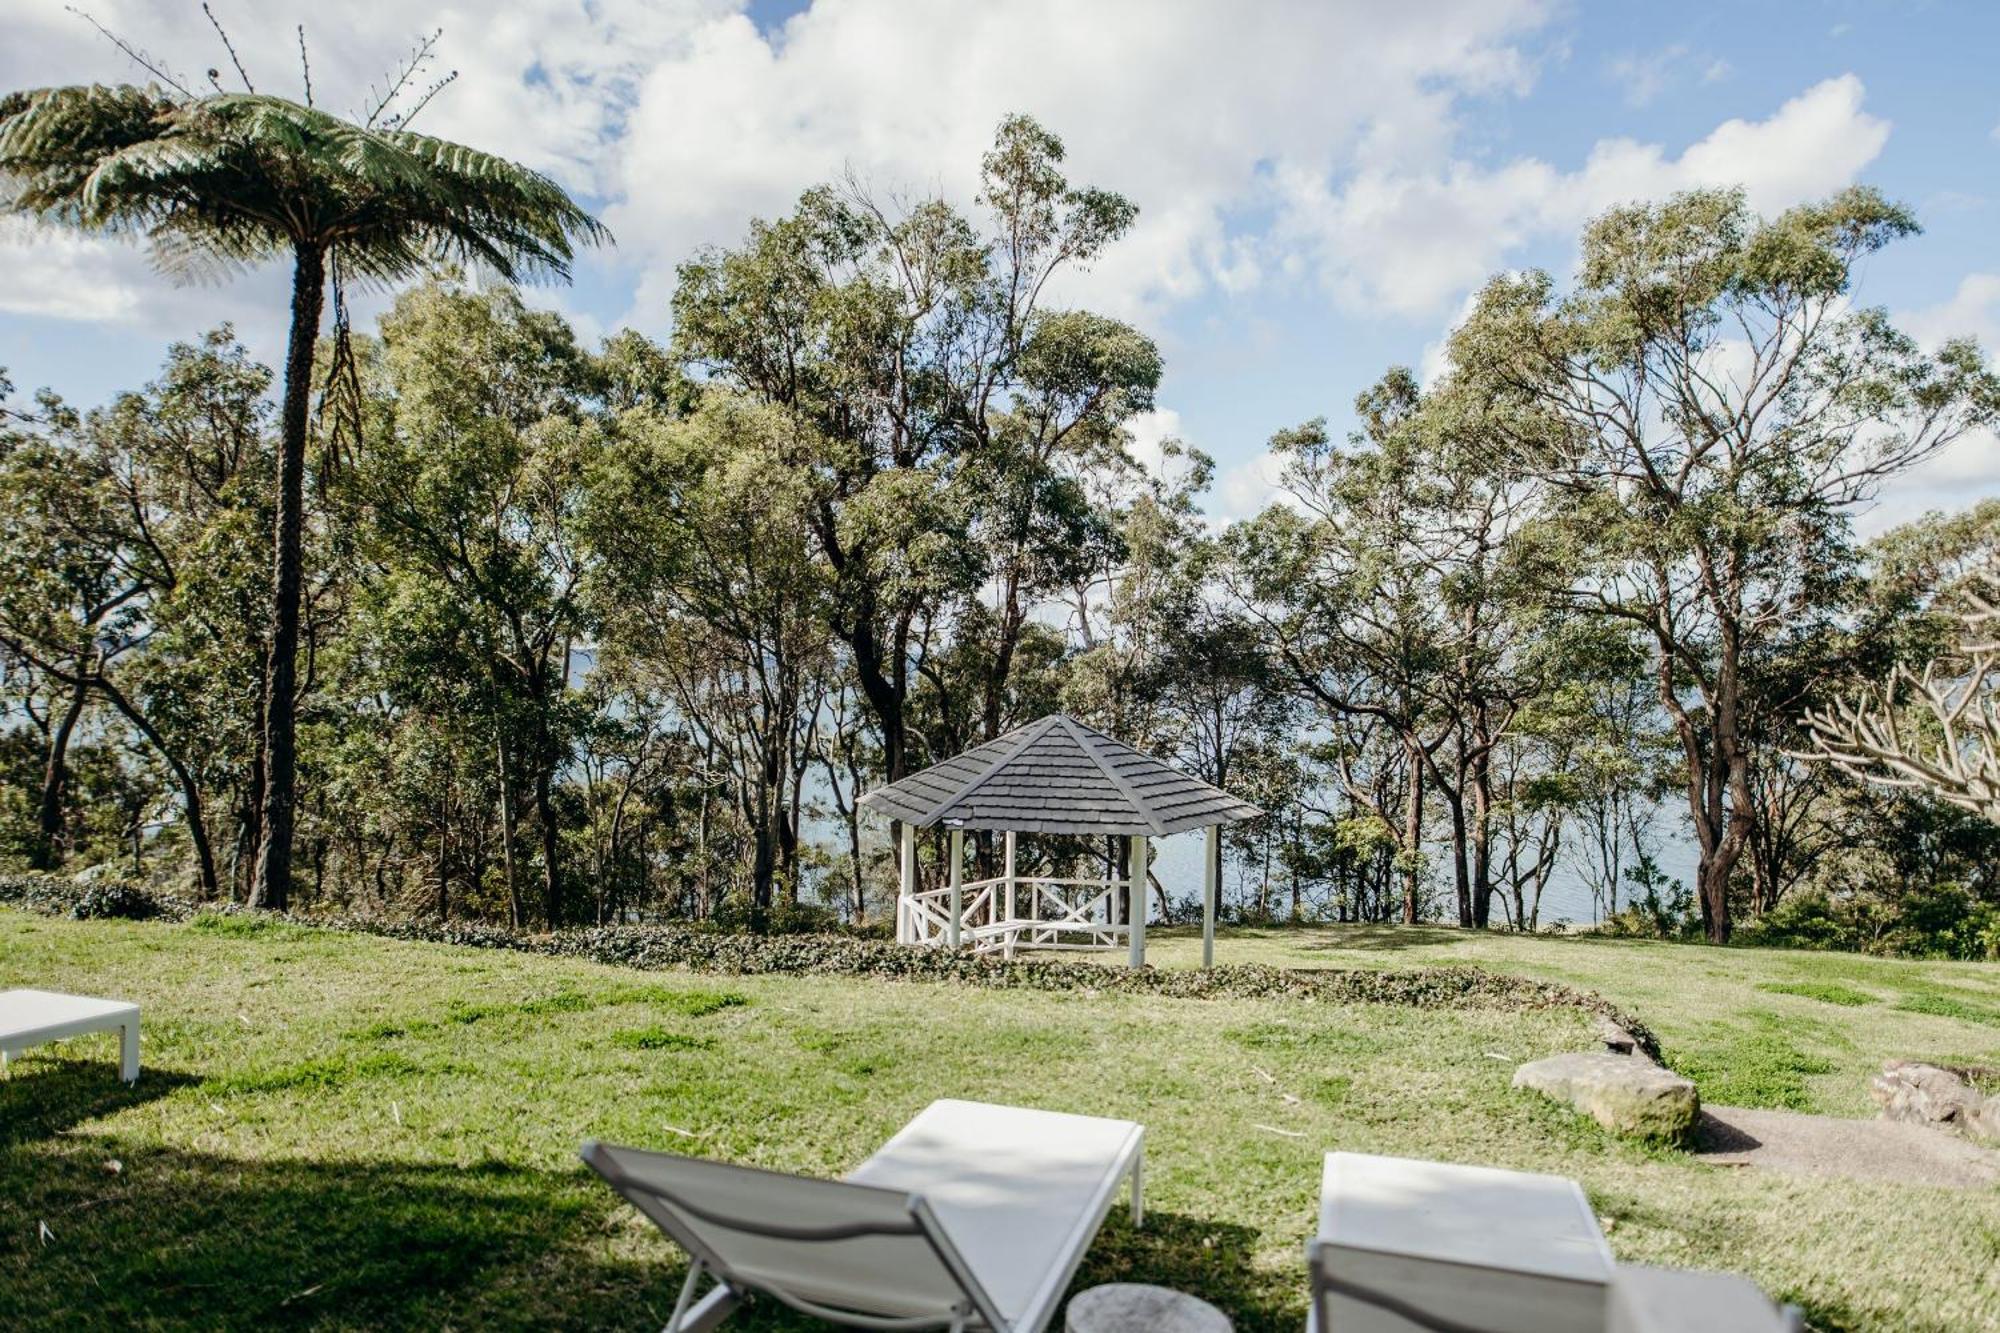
673, 115, 1152, 789
0, 332, 277, 893
584, 393, 836, 921
0, 59, 604, 909
342, 279, 601, 927
1448, 187, 1997, 941
1227, 376, 1486, 923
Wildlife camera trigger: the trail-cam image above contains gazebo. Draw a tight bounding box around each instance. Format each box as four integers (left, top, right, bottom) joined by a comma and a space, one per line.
857, 713, 1261, 968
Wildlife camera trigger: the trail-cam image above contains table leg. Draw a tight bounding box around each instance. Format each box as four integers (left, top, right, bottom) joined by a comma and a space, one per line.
119, 1018, 140, 1084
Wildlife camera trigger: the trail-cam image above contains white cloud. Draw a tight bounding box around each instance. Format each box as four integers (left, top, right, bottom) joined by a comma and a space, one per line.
1862, 276, 2000, 535
0, 6, 1895, 356
0, 216, 289, 337
1214, 449, 1295, 524
602, 0, 1556, 326
0, 1, 728, 190
1, 0, 1560, 336
1860, 428, 2000, 537
1605, 46, 1727, 109
1275, 75, 1890, 319
1901, 273, 2000, 354
1121, 408, 1181, 480
0, 219, 147, 322
1607, 45, 1688, 108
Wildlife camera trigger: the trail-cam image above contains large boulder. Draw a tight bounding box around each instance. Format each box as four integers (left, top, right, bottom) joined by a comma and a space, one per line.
1514, 1052, 1699, 1144
1872, 1061, 1995, 1141
1976, 1102, 2000, 1144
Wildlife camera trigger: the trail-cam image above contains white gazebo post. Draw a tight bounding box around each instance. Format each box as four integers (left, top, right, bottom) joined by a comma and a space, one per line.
1203, 823, 1219, 969
947, 827, 964, 950
1003, 831, 1018, 922
898, 822, 916, 945
1126, 833, 1149, 969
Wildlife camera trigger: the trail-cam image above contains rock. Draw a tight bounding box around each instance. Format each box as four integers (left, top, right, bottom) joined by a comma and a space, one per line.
1513, 1051, 1699, 1144
1066, 1284, 1232, 1333
1871, 1060, 1987, 1135
1595, 1016, 1645, 1059
1972, 1101, 2000, 1144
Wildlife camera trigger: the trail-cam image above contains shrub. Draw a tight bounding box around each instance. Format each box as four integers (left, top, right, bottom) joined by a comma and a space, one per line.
1739, 884, 2000, 962
69, 881, 164, 921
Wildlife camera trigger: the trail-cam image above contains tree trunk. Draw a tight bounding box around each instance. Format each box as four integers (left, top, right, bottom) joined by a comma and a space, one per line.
536, 763, 560, 929
250, 243, 326, 911
96, 677, 219, 897
30, 677, 87, 869
496, 734, 521, 930
1445, 782, 1471, 927
1401, 739, 1424, 924
1469, 742, 1494, 929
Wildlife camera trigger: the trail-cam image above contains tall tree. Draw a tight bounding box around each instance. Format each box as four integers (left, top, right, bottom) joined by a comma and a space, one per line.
585, 393, 835, 921
673, 115, 1148, 788
1449, 187, 1996, 941
344, 279, 601, 927
0, 56, 604, 908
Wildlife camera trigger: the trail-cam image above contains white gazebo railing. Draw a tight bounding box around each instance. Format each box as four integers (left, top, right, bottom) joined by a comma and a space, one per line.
897, 875, 1130, 958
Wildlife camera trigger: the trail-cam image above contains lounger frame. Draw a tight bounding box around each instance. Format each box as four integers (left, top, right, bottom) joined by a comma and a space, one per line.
582, 1142, 1008, 1332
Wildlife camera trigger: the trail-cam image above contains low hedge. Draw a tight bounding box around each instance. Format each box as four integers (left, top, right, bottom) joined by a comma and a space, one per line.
0, 872, 1661, 1056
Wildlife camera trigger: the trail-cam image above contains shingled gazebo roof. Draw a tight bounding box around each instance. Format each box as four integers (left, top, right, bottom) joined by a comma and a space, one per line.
858, 713, 1262, 837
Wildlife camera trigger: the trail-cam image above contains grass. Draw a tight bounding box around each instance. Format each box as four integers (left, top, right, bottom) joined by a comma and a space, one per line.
1129, 925, 2000, 1119
1755, 981, 1877, 1007
2, 912, 1998, 1330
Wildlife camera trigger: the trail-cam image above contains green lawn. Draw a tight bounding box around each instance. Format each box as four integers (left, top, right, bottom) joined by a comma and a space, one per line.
1133, 925, 2000, 1118
3, 911, 1998, 1331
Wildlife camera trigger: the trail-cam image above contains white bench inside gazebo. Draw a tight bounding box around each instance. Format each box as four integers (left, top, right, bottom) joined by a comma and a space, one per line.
858, 714, 1261, 968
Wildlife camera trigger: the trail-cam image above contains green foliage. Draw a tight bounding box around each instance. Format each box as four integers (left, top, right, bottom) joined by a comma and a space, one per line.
1738, 883, 2000, 962
0, 87, 605, 282
1895, 992, 2000, 1027
204, 1049, 427, 1097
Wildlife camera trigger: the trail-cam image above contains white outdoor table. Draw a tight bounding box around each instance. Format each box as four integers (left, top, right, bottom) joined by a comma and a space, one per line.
0, 988, 140, 1083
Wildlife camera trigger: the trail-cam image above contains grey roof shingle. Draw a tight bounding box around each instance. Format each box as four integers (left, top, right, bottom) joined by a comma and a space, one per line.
857, 714, 1263, 836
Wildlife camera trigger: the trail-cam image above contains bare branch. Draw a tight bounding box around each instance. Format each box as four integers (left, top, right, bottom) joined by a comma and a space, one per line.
66, 6, 194, 97
297, 25, 313, 107
366, 28, 443, 128
1799, 575, 2000, 822
201, 3, 255, 92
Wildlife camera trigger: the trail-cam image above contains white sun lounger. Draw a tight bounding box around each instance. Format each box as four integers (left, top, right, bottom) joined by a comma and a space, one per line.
582, 1098, 1144, 1332
0, 988, 141, 1083
1307, 1152, 1614, 1333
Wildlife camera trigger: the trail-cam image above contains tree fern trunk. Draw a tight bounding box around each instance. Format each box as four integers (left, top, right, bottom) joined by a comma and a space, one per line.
251, 243, 325, 911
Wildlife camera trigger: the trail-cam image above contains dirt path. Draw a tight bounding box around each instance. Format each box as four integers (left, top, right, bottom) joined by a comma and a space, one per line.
1697, 1105, 2000, 1190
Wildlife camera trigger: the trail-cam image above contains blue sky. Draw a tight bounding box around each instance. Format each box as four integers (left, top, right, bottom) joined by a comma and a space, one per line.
3, 0, 1996, 531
